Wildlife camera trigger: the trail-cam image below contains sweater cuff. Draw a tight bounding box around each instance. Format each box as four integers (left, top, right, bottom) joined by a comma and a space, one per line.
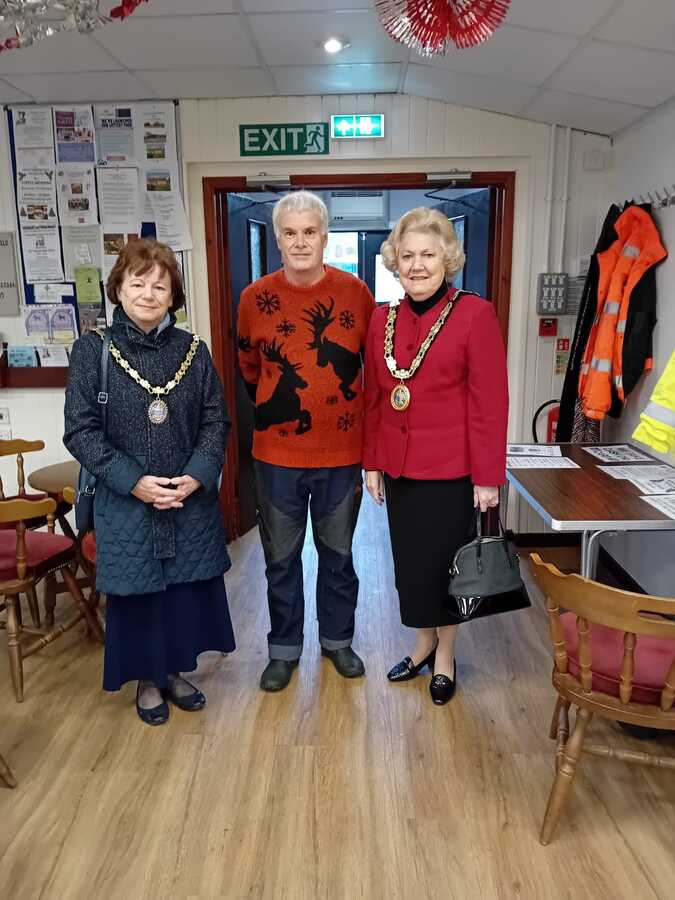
103, 455, 145, 495
183, 450, 221, 492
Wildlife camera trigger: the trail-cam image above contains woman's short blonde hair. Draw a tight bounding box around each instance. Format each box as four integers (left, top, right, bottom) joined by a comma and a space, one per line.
381, 207, 465, 278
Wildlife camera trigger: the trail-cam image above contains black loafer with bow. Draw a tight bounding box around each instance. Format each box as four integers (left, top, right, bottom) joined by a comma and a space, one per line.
387, 648, 436, 682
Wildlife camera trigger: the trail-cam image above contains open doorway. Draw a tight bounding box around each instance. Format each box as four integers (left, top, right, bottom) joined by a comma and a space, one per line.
203, 172, 514, 541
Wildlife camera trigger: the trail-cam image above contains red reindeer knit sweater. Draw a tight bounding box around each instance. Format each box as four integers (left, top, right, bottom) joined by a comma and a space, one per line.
237, 266, 375, 468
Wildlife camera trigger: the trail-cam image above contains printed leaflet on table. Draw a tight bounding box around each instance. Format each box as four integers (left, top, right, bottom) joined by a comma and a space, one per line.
582, 444, 651, 463
20, 224, 64, 282
62, 224, 103, 281
53, 106, 96, 164
507, 444, 562, 457
597, 464, 675, 495
506, 456, 580, 469
94, 104, 136, 166
37, 345, 69, 367
56, 165, 98, 226
639, 494, 675, 519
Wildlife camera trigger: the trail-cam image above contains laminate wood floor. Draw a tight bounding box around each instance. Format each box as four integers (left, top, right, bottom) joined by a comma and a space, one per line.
2, 500, 674, 899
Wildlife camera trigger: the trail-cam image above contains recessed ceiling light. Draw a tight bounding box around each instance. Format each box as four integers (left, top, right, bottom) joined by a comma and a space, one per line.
323, 37, 350, 54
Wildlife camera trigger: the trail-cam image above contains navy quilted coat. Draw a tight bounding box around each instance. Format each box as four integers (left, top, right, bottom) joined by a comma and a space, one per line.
64, 307, 231, 596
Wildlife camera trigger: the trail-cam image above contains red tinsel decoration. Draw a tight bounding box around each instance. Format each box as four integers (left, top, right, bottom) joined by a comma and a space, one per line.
376, 0, 511, 55
111, 0, 150, 20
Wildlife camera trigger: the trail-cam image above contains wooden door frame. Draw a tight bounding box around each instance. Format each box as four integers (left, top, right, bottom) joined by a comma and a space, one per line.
203, 170, 515, 540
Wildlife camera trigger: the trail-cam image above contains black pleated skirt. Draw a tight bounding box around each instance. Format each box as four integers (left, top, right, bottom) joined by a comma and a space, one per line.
384, 474, 475, 628
103, 576, 236, 691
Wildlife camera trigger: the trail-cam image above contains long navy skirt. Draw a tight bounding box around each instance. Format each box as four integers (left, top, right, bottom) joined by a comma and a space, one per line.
103, 576, 236, 691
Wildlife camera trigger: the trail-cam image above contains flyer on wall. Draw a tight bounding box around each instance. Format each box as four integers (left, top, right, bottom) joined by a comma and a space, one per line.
94, 104, 136, 166
56, 164, 98, 226
98, 167, 140, 232
140, 165, 179, 220
103, 232, 139, 279
16, 166, 58, 227
134, 101, 177, 166
147, 191, 192, 251
62, 224, 103, 281
13, 107, 54, 149
53, 106, 96, 163
20, 223, 64, 282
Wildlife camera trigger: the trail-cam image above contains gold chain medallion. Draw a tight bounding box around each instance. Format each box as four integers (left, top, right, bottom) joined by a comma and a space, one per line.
104, 333, 201, 425
383, 297, 455, 410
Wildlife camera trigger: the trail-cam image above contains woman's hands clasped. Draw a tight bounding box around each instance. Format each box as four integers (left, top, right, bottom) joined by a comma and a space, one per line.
365, 470, 385, 505
132, 474, 202, 510
473, 485, 499, 513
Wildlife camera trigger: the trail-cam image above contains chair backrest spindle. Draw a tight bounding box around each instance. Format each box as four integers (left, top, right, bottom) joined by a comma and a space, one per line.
619, 632, 637, 704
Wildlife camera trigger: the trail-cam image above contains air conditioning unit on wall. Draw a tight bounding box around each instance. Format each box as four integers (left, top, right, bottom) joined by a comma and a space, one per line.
328, 190, 388, 229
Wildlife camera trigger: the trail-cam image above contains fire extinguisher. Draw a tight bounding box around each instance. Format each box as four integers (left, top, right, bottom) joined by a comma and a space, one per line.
531, 399, 560, 443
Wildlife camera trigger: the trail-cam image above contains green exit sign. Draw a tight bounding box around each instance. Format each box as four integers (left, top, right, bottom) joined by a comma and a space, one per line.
330, 114, 385, 139
239, 122, 329, 156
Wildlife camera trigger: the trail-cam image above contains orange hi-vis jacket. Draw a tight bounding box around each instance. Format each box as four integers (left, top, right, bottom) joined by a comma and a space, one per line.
579, 206, 667, 421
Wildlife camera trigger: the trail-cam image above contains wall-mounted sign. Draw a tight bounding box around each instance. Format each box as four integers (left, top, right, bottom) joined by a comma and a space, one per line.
239, 122, 329, 157
0, 232, 20, 316
330, 114, 385, 139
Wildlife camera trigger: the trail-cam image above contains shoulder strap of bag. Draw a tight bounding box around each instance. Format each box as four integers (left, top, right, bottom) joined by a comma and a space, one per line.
97, 328, 112, 436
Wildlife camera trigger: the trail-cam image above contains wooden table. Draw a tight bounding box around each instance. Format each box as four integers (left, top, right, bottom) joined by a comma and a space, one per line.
27, 460, 79, 539
505, 444, 675, 578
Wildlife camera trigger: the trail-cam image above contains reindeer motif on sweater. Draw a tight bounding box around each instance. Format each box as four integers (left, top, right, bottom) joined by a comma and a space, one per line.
302, 298, 362, 401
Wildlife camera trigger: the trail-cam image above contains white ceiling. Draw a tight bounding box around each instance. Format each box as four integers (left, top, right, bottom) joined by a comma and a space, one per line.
0, 0, 673, 136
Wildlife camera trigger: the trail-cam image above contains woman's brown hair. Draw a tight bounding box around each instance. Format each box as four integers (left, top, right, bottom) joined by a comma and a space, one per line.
106, 238, 186, 312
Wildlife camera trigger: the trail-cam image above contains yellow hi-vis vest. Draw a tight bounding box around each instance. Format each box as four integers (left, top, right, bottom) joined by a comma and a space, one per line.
632, 351, 675, 454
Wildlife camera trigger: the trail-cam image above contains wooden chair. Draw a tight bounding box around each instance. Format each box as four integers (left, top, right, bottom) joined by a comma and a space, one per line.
529, 553, 675, 845
0, 495, 104, 701
0, 438, 48, 627
0, 750, 16, 788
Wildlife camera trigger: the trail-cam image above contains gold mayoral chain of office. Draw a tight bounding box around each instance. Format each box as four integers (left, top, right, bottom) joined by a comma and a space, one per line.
103, 333, 201, 425
384, 295, 455, 411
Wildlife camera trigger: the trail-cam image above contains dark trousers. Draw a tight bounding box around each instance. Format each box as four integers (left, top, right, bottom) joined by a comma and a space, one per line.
254, 460, 362, 660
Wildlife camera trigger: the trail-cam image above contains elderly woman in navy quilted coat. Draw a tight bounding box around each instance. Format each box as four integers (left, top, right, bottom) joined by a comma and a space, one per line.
64, 239, 235, 726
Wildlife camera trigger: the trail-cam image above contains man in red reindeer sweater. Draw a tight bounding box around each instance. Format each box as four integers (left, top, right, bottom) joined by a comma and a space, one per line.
238, 191, 375, 691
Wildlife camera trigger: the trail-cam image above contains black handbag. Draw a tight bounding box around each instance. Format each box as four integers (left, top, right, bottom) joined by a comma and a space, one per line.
446, 509, 530, 624
74, 328, 112, 534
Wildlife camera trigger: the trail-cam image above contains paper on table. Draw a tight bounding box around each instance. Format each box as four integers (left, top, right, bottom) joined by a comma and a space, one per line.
582, 444, 651, 462
37, 345, 69, 366
598, 464, 675, 480
507, 444, 562, 457
639, 494, 675, 519
507, 456, 580, 469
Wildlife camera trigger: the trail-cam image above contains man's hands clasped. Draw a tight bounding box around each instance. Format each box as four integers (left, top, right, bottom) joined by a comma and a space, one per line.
132, 474, 202, 510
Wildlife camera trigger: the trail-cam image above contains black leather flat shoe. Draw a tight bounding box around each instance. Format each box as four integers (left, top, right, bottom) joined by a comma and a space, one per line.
260, 659, 298, 692
163, 677, 206, 712
430, 662, 457, 706
321, 647, 365, 678
136, 684, 169, 726
387, 648, 436, 683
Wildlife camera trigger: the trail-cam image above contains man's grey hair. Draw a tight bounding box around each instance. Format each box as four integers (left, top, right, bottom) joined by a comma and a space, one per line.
272, 190, 329, 239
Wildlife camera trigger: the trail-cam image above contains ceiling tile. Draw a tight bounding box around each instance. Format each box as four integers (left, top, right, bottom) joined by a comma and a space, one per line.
505, 0, 616, 35
134, 0, 236, 13
0, 31, 120, 75
249, 11, 408, 66
404, 65, 537, 116
550, 40, 675, 107
137, 67, 276, 99
417, 25, 578, 85
0, 79, 36, 102
94, 14, 256, 69
597, 0, 675, 53
4, 71, 156, 103
242, 1, 372, 10
524, 89, 648, 135
272, 64, 400, 95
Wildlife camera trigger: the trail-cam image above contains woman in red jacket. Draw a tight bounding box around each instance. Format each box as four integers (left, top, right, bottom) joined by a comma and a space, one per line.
363, 207, 508, 705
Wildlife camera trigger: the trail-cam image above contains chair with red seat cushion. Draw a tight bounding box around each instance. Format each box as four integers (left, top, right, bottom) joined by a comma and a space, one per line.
80, 531, 97, 567
0, 495, 104, 702
530, 553, 675, 846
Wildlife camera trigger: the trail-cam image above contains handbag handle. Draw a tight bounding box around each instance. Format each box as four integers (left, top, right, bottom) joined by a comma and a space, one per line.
97, 328, 112, 435
471, 504, 508, 543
